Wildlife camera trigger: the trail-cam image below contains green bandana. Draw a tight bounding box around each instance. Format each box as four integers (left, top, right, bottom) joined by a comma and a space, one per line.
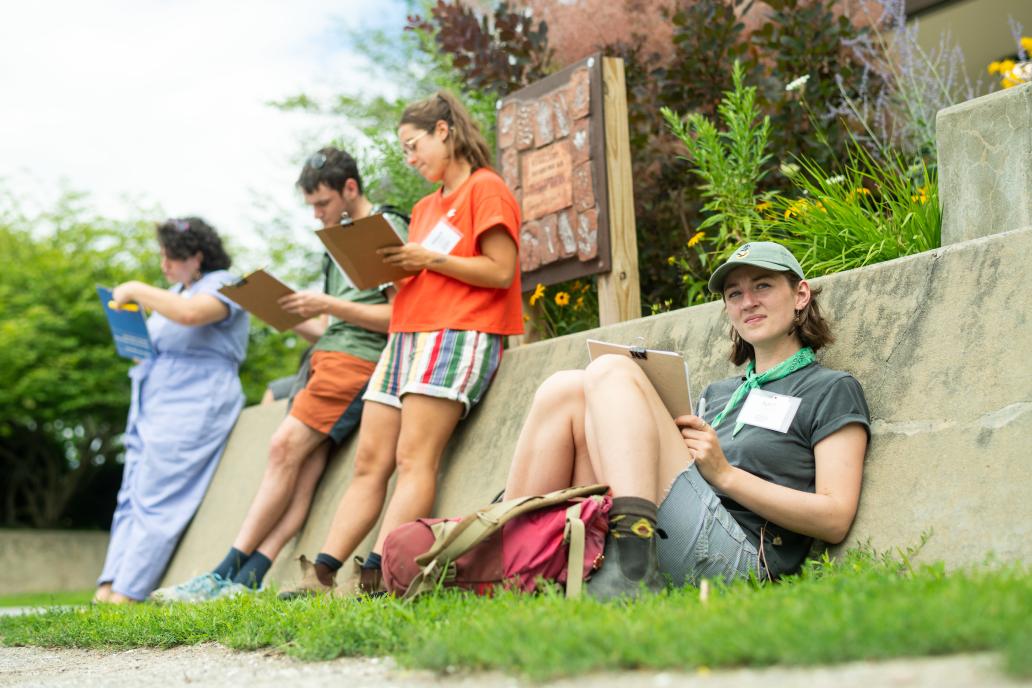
711, 347, 816, 437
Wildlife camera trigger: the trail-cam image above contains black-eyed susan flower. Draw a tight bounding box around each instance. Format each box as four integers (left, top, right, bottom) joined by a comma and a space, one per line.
555, 291, 570, 307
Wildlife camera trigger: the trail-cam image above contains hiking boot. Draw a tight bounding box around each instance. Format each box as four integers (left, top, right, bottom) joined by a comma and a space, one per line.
353, 556, 387, 598
150, 573, 235, 604
277, 555, 335, 600
585, 530, 665, 601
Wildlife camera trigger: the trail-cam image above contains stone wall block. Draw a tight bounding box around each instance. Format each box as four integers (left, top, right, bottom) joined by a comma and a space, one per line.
937, 82, 1032, 244
497, 101, 517, 149
534, 99, 555, 147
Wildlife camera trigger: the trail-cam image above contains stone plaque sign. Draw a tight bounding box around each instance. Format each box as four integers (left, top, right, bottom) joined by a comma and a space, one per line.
521, 141, 573, 221
497, 53, 610, 289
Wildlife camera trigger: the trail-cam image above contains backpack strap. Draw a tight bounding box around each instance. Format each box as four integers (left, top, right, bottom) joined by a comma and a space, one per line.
402, 484, 609, 599
564, 501, 585, 599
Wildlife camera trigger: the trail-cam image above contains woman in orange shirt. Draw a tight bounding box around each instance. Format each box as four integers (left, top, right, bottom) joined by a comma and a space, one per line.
280, 91, 522, 597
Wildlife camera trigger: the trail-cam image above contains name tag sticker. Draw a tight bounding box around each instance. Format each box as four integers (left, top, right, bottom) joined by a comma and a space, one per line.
422, 218, 463, 255
737, 389, 801, 433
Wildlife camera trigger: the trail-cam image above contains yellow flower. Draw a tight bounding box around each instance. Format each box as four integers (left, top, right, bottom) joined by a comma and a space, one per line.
687, 230, 705, 248
911, 185, 929, 204
555, 291, 570, 307
783, 199, 808, 220
575, 295, 585, 309
988, 60, 1002, 75
755, 201, 772, 212
667, 255, 677, 266
1022, 37, 1032, 53
580, 281, 590, 293
529, 283, 546, 306
523, 314, 530, 322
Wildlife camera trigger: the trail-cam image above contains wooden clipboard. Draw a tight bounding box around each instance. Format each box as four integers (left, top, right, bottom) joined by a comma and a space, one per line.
585, 339, 694, 418
219, 269, 305, 332
315, 213, 416, 291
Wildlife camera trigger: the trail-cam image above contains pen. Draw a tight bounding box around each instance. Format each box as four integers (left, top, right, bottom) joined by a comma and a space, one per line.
109, 301, 140, 312
697, 397, 707, 422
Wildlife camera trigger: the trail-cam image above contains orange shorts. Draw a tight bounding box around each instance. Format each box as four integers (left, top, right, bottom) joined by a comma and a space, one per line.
289, 350, 377, 443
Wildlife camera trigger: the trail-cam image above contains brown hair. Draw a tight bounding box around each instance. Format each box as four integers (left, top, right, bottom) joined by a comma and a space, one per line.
728, 273, 834, 366
399, 91, 492, 171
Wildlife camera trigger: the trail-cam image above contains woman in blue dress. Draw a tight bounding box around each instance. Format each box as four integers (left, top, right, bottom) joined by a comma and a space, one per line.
94, 218, 249, 604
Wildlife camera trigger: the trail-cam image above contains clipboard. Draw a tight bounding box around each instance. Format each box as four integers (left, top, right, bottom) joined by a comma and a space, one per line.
315, 213, 417, 291
586, 339, 693, 418
218, 269, 306, 332
97, 286, 154, 360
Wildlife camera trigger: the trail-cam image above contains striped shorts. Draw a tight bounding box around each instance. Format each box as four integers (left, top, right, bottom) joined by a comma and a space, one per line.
362, 329, 503, 418
657, 464, 764, 587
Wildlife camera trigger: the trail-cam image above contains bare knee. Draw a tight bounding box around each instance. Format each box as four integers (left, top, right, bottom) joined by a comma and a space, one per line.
532, 369, 586, 411
351, 442, 395, 483
584, 354, 645, 393
267, 424, 311, 472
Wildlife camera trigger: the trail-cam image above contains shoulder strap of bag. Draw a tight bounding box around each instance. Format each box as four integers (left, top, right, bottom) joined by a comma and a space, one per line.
403, 484, 609, 599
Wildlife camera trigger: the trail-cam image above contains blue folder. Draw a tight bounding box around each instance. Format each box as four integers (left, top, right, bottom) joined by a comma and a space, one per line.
97, 286, 154, 360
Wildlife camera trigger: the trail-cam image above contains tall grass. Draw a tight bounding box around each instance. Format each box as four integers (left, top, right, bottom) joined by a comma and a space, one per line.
761, 145, 939, 277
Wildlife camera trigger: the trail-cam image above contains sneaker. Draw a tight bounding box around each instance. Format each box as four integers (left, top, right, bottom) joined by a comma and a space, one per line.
150, 572, 235, 604
277, 555, 335, 600
214, 582, 254, 600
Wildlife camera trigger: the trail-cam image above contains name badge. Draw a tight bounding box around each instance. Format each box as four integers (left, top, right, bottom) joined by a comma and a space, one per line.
737, 389, 801, 433
422, 218, 463, 255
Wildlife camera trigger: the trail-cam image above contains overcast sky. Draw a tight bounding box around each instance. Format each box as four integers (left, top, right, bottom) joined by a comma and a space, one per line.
0, 0, 408, 253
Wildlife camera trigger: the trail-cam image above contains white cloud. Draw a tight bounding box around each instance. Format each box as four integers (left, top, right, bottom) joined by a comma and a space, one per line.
0, 0, 407, 254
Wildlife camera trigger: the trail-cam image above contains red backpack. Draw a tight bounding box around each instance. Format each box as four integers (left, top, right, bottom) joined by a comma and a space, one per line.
381, 484, 611, 599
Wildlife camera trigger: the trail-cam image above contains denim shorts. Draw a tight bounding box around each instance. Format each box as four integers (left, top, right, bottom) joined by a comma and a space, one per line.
657, 464, 764, 587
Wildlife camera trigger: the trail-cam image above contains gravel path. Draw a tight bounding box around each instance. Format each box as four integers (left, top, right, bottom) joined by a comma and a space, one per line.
0, 646, 1028, 688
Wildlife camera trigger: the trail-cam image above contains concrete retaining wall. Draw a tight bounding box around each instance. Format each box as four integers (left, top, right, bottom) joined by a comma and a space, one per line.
162, 226, 1032, 589
0, 530, 108, 595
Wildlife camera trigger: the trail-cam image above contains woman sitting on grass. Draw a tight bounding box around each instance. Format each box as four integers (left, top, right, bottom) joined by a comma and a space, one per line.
503, 241, 871, 598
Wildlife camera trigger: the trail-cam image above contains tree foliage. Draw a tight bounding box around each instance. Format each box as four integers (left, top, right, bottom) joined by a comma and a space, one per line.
0, 192, 299, 527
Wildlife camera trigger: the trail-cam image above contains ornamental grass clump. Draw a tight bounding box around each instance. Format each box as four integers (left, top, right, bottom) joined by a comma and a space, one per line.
761, 146, 940, 276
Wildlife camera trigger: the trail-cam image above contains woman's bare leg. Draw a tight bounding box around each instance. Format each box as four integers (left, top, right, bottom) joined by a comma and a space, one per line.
370, 394, 464, 554
582, 355, 693, 501
504, 370, 597, 499
319, 401, 402, 562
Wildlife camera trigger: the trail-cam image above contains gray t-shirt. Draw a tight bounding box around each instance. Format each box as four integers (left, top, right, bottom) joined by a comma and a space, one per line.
699, 363, 871, 577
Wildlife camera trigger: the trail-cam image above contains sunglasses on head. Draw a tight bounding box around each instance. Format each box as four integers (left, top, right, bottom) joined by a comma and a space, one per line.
307, 152, 328, 170
170, 219, 190, 232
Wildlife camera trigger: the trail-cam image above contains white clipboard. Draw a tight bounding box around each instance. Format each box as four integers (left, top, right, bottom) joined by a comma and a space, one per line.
586, 339, 693, 418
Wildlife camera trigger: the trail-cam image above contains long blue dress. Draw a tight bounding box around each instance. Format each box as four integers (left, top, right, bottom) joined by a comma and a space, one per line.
98, 270, 249, 600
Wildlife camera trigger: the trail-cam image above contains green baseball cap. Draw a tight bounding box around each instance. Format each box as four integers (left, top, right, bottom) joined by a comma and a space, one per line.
707, 241, 805, 293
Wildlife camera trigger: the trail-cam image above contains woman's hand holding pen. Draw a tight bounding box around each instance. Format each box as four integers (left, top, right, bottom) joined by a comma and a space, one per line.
378, 243, 445, 271
675, 414, 734, 490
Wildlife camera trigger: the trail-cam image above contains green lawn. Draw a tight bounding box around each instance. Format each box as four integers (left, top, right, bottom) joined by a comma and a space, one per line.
0, 590, 93, 608
1, 547, 1029, 680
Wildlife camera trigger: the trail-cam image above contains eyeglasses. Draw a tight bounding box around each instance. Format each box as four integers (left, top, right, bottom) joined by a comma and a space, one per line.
307, 152, 327, 170
401, 130, 428, 157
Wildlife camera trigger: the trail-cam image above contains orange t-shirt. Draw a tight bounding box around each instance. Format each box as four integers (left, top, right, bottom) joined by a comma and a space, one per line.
390, 168, 524, 335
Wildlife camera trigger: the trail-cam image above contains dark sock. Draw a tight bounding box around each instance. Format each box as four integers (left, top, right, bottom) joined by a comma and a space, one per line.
608, 497, 659, 580
232, 552, 272, 589
212, 547, 251, 580
361, 552, 382, 570
314, 552, 343, 587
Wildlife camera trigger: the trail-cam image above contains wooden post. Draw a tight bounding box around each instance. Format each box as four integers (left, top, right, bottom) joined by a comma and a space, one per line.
597, 57, 641, 326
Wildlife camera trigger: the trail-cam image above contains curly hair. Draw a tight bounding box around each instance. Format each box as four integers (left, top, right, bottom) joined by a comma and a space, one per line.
728, 273, 834, 366
296, 147, 364, 195
156, 217, 232, 273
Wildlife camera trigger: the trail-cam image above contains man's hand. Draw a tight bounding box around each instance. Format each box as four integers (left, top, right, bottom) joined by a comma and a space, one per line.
278, 291, 329, 319
377, 242, 445, 271
674, 414, 735, 490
